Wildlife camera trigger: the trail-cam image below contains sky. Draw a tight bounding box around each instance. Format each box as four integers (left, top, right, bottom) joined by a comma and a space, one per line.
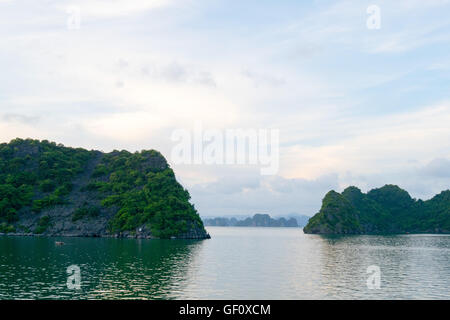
1, 0, 449, 217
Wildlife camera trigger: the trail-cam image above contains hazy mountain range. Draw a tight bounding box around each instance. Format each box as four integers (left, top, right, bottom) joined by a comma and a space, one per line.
203, 213, 310, 228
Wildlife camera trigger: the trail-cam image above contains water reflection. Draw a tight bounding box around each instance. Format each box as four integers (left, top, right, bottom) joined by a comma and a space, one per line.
0, 237, 205, 299
0, 230, 449, 299
311, 234, 450, 299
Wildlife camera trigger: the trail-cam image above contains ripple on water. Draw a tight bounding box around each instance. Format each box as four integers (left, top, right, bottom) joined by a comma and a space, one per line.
0, 231, 449, 299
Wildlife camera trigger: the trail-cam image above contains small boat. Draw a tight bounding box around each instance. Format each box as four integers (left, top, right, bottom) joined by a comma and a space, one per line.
55, 241, 65, 246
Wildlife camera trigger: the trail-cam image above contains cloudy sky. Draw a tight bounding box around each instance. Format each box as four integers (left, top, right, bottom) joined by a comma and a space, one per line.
1, 0, 450, 217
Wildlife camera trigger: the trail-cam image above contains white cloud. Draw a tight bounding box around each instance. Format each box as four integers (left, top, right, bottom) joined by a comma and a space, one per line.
62, 0, 173, 18
282, 102, 450, 179
190, 171, 339, 216
420, 158, 450, 178
1, 0, 449, 216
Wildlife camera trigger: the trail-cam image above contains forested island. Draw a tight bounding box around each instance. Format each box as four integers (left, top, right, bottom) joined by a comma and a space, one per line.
304, 185, 450, 234
203, 213, 302, 227
0, 138, 209, 239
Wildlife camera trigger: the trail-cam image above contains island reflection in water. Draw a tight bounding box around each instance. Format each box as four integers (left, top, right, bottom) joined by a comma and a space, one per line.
0, 237, 204, 299
0, 228, 449, 299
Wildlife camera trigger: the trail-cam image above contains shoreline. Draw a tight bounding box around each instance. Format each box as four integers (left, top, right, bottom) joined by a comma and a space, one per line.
0, 232, 211, 240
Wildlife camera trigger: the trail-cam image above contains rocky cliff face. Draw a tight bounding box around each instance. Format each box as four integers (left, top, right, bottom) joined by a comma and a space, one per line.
0, 139, 210, 239
304, 185, 450, 234
303, 191, 362, 234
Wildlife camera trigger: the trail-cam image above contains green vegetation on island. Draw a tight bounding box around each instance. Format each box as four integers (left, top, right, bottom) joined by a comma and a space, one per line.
304, 185, 450, 234
0, 138, 209, 239
87, 150, 205, 238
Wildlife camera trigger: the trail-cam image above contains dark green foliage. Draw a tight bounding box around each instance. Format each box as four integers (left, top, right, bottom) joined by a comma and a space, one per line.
92, 151, 203, 238
0, 138, 93, 221
32, 194, 66, 212
72, 206, 100, 222
17, 224, 31, 233
0, 139, 206, 238
39, 179, 56, 193
0, 222, 15, 233
31, 183, 73, 212
305, 191, 362, 234
34, 215, 51, 234
54, 183, 73, 197
92, 164, 108, 178
304, 185, 450, 234
0, 184, 33, 222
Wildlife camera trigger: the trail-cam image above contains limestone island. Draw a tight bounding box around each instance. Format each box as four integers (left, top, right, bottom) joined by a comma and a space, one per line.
0, 139, 210, 239
304, 185, 450, 234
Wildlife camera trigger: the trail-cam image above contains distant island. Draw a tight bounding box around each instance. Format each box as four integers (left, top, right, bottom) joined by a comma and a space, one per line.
304, 185, 450, 234
203, 213, 310, 227
0, 139, 209, 239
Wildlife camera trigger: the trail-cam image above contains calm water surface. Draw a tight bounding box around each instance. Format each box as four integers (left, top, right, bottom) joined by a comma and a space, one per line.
0, 227, 449, 299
